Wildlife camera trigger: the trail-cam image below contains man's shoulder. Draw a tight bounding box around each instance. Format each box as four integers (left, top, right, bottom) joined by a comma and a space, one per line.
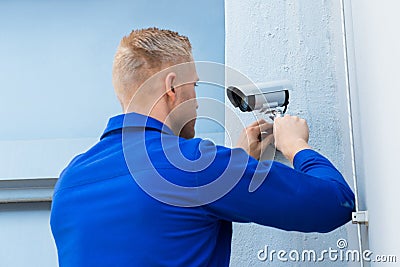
54, 138, 127, 192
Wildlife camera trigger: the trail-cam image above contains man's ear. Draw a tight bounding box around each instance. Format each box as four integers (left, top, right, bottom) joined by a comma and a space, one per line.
165, 72, 177, 103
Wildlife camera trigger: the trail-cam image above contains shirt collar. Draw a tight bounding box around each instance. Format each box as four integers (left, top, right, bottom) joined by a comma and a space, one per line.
100, 112, 175, 140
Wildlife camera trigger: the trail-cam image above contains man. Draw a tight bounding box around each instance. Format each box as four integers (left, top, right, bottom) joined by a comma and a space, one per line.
51, 28, 355, 266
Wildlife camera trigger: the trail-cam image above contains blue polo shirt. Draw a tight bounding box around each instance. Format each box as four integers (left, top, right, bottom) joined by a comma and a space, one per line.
50, 112, 355, 267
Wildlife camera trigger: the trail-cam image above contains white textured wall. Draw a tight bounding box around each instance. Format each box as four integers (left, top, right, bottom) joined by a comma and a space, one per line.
225, 1, 359, 266
348, 1, 400, 265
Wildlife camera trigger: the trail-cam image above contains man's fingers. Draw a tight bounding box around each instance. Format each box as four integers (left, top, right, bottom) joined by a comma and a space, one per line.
248, 121, 273, 133
260, 133, 274, 152
256, 122, 273, 140
247, 119, 267, 128
259, 122, 273, 132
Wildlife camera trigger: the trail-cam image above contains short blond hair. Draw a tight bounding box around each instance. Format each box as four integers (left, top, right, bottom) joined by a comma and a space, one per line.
112, 27, 193, 105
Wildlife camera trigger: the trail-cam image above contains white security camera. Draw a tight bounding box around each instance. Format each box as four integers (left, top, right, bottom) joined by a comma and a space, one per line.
226, 80, 291, 119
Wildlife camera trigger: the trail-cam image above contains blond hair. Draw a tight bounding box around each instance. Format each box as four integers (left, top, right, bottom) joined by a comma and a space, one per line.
112, 27, 193, 106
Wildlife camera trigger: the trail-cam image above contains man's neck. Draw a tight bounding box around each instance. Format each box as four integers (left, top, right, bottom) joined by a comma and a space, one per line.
124, 105, 175, 135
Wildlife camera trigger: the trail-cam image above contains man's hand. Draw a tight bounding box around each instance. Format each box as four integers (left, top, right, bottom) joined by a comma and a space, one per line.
273, 115, 311, 163
236, 120, 274, 160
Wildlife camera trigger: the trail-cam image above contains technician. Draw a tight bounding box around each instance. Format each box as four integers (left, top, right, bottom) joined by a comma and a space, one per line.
50, 28, 355, 267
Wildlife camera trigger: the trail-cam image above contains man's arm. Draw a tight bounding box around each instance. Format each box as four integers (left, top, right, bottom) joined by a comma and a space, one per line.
198, 145, 354, 233
197, 115, 355, 233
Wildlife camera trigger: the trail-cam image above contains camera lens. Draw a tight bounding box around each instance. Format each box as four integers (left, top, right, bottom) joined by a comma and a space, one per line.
227, 86, 253, 112
239, 96, 249, 112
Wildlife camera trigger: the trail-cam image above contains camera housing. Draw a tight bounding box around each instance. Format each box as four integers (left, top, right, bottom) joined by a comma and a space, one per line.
226, 80, 291, 115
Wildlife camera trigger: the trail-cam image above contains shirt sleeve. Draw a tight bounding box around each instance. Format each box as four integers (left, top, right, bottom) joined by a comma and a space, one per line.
198, 141, 355, 233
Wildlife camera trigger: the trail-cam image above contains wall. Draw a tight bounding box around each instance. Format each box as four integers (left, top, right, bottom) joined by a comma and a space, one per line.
225, 0, 359, 266
0, 203, 56, 267
0, 1, 224, 266
347, 1, 400, 265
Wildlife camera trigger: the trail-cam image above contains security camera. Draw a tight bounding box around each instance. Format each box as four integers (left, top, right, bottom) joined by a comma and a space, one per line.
226, 80, 291, 119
